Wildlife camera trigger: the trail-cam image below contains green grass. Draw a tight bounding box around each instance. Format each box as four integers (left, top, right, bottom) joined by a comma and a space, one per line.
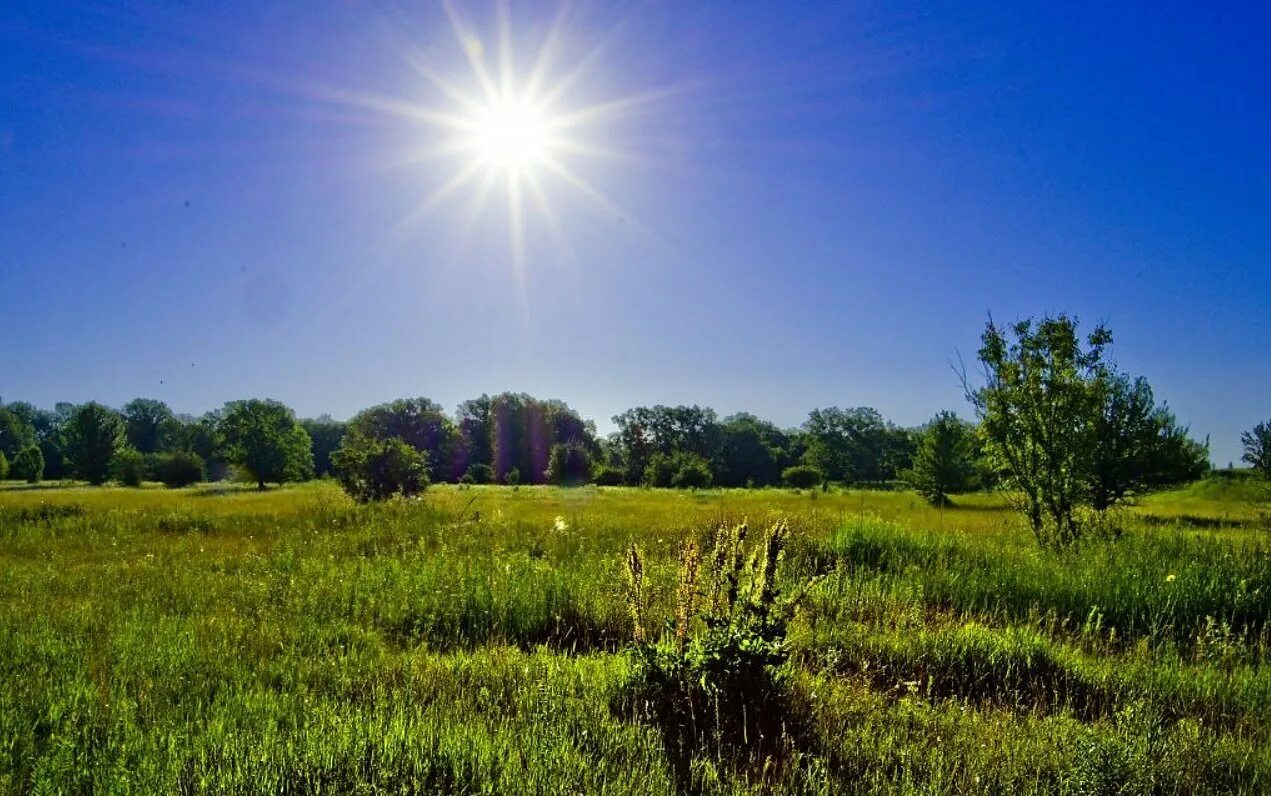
1, 480, 1268, 793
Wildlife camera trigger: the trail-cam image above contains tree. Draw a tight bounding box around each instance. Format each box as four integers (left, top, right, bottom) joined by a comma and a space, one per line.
112, 448, 148, 487
671, 457, 713, 488
332, 435, 428, 502
0, 406, 34, 460
1088, 373, 1208, 509
966, 315, 1110, 546
153, 451, 205, 488
0, 451, 7, 481
464, 463, 494, 484
122, 398, 175, 454
11, 445, 44, 483
716, 414, 788, 487
347, 398, 459, 483
1243, 420, 1271, 479
903, 411, 976, 506
546, 442, 592, 486
61, 402, 126, 485
219, 399, 314, 490
301, 415, 347, 477
801, 406, 904, 484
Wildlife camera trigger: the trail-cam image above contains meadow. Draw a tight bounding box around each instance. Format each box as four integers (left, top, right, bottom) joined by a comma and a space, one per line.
1, 480, 1269, 794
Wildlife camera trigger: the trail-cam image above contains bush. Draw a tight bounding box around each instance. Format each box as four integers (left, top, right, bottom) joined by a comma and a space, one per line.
332, 435, 428, 502
0, 451, 7, 481
505, 467, 521, 486
594, 466, 625, 486
10, 446, 43, 483
618, 521, 799, 780
546, 442, 592, 486
111, 448, 148, 487
782, 464, 823, 489
645, 451, 712, 489
153, 451, 205, 488
465, 463, 494, 484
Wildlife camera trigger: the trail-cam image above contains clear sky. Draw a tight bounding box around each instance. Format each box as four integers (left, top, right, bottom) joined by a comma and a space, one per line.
1, 1, 1267, 464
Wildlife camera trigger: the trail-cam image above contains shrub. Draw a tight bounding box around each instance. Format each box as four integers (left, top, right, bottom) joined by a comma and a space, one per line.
645, 451, 712, 489
618, 521, 798, 779
594, 466, 625, 486
332, 435, 428, 502
0, 451, 7, 481
546, 442, 592, 486
11, 446, 43, 483
782, 464, 823, 489
153, 451, 205, 488
505, 467, 521, 486
902, 411, 975, 505
465, 463, 494, 484
111, 448, 148, 487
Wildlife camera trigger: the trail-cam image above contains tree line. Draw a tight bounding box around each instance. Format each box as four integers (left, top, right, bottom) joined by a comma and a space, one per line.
2, 316, 1266, 535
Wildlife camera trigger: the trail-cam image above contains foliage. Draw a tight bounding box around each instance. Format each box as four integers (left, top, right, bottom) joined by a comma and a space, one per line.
0, 406, 35, 460
464, 462, 494, 484
0, 451, 7, 481
1243, 420, 1271, 479
802, 406, 911, 483
593, 465, 625, 486
612, 404, 721, 485
546, 442, 592, 486
715, 413, 791, 487
903, 411, 976, 505
670, 456, 712, 488
111, 448, 149, 487
10, 445, 44, 483
619, 521, 799, 780
505, 466, 521, 486
783, 464, 824, 489
300, 415, 348, 477
122, 398, 175, 454
346, 398, 459, 483
60, 402, 126, 485
332, 435, 429, 502
152, 451, 205, 488
218, 399, 313, 489
642, 450, 712, 488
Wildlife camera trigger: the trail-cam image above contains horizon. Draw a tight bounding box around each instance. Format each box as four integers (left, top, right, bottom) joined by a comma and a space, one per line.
3, 2, 1268, 465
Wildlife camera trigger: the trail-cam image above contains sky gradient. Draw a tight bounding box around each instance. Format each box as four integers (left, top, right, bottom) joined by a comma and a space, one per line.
2, 1, 1268, 464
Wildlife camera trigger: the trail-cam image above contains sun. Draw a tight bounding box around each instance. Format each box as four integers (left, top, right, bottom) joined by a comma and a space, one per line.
467, 96, 553, 172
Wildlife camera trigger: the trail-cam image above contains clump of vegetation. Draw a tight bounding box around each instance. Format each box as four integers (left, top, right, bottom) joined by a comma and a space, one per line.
546, 442, 592, 486
61, 401, 125, 485
782, 464, 823, 489
10, 445, 44, 483
332, 436, 428, 502
0, 451, 7, 481
1243, 420, 1271, 480
619, 520, 801, 782
644, 451, 713, 489
593, 465, 624, 486
111, 447, 148, 487
464, 462, 494, 484
152, 450, 205, 488
219, 399, 314, 490
902, 410, 976, 505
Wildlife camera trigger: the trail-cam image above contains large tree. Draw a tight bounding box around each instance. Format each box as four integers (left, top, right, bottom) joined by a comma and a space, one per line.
300, 415, 348, 477
1243, 420, 1271, 479
346, 398, 459, 483
715, 413, 790, 487
801, 406, 907, 484
123, 398, 176, 454
219, 400, 313, 489
61, 402, 126, 485
0, 406, 35, 460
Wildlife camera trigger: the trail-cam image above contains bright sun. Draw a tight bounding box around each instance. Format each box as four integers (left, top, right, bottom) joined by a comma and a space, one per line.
469, 97, 553, 171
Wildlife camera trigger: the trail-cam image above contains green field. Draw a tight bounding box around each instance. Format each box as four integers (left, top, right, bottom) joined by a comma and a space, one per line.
2, 481, 1269, 794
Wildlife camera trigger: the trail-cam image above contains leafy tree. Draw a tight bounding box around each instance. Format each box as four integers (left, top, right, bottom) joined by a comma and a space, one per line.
546, 442, 592, 486
0, 406, 34, 460
486, 394, 595, 485
670, 456, 713, 488
716, 413, 788, 487
333, 435, 428, 502
4, 402, 64, 479
11, 445, 44, 483
122, 398, 175, 454
347, 398, 459, 483
613, 405, 722, 484
802, 406, 904, 484
219, 399, 313, 490
594, 465, 625, 486
300, 415, 347, 477
61, 402, 126, 485
112, 448, 149, 487
1088, 373, 1208, 509
1243, 420, 1271, 479
782, 464, 823, 489
0, 451, 7, 481
904, 411, 976, 505
967, 315, 1110, 546
153, 451, 205, 488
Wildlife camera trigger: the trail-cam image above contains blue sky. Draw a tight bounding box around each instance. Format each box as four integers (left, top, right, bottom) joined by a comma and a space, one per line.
1, 1, 1267, 464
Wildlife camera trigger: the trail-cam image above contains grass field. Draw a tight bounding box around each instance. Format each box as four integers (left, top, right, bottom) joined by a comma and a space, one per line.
2, 480, 1269, 794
